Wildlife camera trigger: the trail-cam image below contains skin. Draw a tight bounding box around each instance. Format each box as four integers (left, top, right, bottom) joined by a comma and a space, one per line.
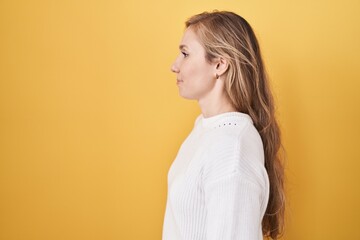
170, 27, 237, 118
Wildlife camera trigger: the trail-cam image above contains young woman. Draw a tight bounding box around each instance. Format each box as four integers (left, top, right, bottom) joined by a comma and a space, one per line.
162, 10, 285, 240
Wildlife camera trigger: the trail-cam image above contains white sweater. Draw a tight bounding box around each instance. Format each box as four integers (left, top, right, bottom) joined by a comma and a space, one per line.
162, 112, 270, 240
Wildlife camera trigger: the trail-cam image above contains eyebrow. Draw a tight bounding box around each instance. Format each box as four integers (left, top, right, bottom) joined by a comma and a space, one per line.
179, 44, 188, 50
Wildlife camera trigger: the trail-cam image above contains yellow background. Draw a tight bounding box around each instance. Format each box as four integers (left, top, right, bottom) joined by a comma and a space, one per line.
1, 0, 359, 239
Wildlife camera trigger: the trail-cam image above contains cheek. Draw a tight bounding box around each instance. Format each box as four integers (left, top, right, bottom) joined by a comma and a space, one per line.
183, 62, 197, 77
187, 65, 214, 93
183, 61, 209, 80
178, 61, 215, 99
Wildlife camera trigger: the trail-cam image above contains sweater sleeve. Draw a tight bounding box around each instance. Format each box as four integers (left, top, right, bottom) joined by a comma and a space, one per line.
204, 172, 263, 240
202, 124, 269, 240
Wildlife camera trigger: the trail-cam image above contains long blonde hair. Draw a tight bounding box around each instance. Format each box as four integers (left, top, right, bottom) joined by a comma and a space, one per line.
185, 10, 286, 239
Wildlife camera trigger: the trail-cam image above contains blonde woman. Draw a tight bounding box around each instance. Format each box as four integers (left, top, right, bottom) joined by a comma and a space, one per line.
162, 10, 285, 240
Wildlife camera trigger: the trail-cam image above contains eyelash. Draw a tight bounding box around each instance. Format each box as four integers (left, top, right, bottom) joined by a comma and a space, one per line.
181, 51, 189, 57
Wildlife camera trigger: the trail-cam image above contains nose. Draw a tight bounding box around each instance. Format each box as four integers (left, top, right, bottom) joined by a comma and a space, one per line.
170, 60, 179, 73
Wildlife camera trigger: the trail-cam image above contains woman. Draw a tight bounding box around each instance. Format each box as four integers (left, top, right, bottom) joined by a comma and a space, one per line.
162, 10, 285, 240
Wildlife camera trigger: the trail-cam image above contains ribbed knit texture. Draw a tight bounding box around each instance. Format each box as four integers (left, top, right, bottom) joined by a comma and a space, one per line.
162, 112, 270, 240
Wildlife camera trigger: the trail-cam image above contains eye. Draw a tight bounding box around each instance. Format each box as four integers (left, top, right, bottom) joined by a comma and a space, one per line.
181, 51, 189, 58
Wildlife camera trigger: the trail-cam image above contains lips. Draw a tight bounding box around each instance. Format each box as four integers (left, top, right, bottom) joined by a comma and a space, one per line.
177, 79, 183, 83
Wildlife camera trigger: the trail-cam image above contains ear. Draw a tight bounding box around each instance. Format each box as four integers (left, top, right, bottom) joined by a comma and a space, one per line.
214, 57, 228, 77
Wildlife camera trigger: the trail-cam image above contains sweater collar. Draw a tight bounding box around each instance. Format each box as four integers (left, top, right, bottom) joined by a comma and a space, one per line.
198, 111, 253, 129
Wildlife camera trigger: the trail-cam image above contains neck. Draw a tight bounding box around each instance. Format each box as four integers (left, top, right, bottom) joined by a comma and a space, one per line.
198, 89, 237, 118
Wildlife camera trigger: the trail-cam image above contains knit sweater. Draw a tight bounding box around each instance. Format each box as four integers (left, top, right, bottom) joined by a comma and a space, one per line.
162, 111, 270, 240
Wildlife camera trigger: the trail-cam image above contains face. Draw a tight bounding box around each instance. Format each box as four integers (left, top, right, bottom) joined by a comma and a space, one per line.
171, 27, 217, 100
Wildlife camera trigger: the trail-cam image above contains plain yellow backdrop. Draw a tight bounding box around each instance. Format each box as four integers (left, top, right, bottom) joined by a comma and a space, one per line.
1, 0, 359, 239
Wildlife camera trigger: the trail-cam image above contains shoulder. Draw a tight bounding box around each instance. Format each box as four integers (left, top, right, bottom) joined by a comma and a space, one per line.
207, 120, 263, 160
202, 120, 266, 183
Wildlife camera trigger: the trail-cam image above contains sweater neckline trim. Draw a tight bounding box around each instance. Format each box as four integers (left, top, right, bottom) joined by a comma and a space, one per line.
198, 111, 253, 129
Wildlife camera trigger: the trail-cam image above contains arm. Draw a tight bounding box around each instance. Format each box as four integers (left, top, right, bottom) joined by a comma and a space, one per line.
202, 126, 269, 240
204, 171, 264, 240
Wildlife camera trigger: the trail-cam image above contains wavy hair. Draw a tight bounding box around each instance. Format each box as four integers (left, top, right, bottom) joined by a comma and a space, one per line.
185, 10, 286, 239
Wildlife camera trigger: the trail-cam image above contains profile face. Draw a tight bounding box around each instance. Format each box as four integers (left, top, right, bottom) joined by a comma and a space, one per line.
171, 27, 217, 100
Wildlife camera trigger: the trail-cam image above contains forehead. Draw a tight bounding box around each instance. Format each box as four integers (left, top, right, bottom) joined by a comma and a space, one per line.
179, 28, 204, 52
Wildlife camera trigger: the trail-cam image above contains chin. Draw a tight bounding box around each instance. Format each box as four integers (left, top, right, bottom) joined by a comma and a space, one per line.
179, 92, 197, 100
